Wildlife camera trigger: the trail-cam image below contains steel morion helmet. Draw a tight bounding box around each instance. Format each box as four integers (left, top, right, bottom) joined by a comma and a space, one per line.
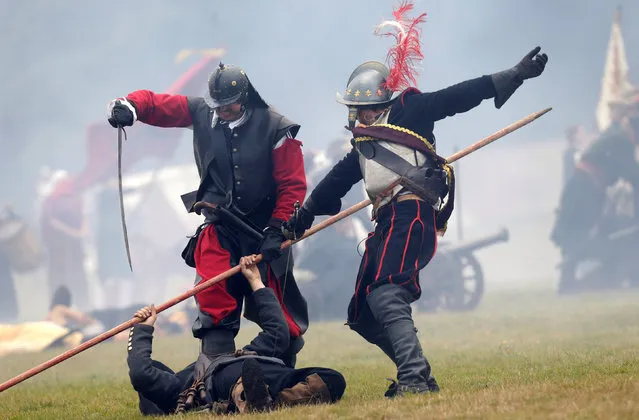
335, 1, 428, 129
335, 61, 396, 129
204, 62, 250, 108
336, 61, 395, 107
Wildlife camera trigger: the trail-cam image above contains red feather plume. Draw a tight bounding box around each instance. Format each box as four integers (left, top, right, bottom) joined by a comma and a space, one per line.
375, 0, 427, 92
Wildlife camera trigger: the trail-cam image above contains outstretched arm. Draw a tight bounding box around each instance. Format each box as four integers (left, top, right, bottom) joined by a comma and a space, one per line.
400, 46, 548, 122
239, 256, 290, 358
47, 305, 96, 327
125, 90, 193, 127
108, 90, 194, 128
127, 305, 183, 412
400, 76, 497, 123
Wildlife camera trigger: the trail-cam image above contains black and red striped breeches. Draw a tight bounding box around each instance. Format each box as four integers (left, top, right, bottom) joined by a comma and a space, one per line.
348, 199, 438, 324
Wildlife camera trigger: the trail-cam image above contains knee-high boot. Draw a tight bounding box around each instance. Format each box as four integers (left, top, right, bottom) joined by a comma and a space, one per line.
367, 284, 438, 395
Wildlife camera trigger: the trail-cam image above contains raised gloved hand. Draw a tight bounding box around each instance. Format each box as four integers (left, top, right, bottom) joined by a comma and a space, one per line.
281, 206, 315, 241
107, 98, 137, 128
514, 46, 548, 80
492, 46, 549, 109
259, 227, 286, 262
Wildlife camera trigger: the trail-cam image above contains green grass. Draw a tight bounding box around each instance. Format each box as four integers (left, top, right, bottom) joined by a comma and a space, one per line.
1, 288, 638, 419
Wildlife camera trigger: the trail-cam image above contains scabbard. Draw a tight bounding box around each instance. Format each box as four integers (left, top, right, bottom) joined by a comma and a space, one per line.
215, 206, 265, 243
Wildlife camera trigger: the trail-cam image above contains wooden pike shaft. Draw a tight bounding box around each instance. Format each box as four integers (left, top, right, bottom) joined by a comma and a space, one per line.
0, 106, 551, 393
446, 107, 552, 163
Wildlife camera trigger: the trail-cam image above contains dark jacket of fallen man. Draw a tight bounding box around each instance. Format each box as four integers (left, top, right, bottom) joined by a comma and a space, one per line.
126, 287, 346, 415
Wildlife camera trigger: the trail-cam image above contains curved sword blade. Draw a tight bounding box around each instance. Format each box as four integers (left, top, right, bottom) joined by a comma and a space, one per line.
118, 126, 133, 271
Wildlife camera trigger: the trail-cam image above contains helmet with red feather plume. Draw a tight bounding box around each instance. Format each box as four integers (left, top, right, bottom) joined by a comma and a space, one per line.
375, 0, 426, 92
335, 1, 426, 129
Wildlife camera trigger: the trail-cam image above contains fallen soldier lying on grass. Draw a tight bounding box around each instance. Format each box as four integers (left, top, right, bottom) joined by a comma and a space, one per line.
0, 286, 191, 358
127, 254, 346, 415
0, 286, 115, 357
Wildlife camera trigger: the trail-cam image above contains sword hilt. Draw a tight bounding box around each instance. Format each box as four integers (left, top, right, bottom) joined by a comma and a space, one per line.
292, 201, 301, 240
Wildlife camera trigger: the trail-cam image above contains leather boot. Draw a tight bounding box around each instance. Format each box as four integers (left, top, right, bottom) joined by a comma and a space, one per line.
231, 359, 272, 413
384, 376, 439, 398
350, 322, 397, 363
367, 284, 437, 395
276, 373, 332, 407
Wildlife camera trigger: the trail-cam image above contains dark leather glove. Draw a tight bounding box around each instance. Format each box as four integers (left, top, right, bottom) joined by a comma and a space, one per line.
108, 99, 137, 128
514, 46, 548, 80
281, 207, 315, 241
259, 227, 286, 262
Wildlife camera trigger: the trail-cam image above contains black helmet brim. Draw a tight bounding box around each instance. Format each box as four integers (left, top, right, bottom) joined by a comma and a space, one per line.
204, 89, 243, 108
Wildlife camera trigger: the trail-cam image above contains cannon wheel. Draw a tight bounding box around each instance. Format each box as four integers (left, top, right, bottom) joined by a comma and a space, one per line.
441, 252, 484, 311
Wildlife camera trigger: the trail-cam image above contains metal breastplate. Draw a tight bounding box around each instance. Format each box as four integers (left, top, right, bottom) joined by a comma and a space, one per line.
356, 111, 436, 210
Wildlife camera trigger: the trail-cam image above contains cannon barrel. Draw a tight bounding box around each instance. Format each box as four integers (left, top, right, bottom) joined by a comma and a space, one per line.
448, 227, 509, 255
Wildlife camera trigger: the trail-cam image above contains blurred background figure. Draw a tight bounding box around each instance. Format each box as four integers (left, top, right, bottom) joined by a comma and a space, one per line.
562, 126, 580, 185
0, 204, 45, 322
0, 285, 193, 358
550, 5, 639, 295
0, 205, 21, 322
0, 286, 100, 358
562, 124, 597, 185
39, 175, 90, 310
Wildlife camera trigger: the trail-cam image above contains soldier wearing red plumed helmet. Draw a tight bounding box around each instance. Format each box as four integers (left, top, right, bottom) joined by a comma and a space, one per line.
284, 0, 548, 397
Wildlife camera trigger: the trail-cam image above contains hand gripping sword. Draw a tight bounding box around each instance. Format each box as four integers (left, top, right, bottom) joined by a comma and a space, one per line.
118, 125, 133, 271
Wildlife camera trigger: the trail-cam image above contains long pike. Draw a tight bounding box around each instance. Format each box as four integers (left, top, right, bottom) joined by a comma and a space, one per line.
0, 107, 551, 393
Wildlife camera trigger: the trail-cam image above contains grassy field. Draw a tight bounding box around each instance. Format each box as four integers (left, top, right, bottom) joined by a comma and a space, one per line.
0, 288, 637, 419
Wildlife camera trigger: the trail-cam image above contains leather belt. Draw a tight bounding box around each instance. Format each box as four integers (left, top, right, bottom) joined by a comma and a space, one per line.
373, 193, 424, 220
193, 201, 264, 243
396, 193, 423, 203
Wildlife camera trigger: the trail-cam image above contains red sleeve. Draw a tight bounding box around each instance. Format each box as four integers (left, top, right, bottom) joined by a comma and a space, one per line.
270, 138, 307, 226
125, 90, 193, 127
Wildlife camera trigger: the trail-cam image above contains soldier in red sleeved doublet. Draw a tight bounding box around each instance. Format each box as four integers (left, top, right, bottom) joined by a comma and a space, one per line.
107, 63, 308, 367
